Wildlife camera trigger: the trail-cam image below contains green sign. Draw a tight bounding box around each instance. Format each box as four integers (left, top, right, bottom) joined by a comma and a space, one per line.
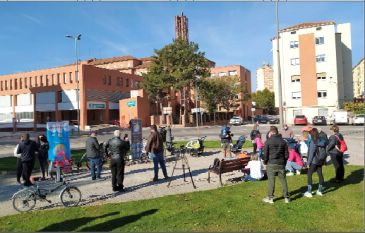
88, 103, 106, 109
127, 101, 136, 107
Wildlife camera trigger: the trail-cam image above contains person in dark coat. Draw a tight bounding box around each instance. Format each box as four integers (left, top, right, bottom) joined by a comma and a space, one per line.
15, 135, 25, 185
16, 133, 38, 186
85, 131, 102, 180
105, 130, 130, 192
262, 126, 290, 204
304, 128, 327, 198
36, 134, 49, 180
326, 124, 345, 183
145, 125, 169, 182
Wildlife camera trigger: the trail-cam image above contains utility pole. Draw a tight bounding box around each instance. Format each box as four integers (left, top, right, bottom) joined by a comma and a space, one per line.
276, 0, 284, 129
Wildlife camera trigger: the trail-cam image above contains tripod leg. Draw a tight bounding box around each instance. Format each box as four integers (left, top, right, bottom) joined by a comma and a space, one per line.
182, 164, 186, 181
183, 155, 196, 189
167, 158, 178, 188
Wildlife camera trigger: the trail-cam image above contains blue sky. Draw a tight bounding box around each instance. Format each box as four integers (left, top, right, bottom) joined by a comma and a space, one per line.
0, 1, 363, 91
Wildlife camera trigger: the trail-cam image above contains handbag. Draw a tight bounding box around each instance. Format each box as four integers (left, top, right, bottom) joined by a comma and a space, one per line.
14, 144, 21, 158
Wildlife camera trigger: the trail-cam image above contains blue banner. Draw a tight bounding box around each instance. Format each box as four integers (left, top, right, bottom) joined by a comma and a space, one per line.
46, 121, 71, 163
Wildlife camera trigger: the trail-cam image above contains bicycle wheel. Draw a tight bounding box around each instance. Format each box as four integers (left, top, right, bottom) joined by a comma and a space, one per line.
12, 189, 36, 212
60, 186, 81, 207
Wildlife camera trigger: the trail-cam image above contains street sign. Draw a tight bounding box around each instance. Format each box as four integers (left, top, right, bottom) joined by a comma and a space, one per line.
192, 108, 204, 113
127, 101, 136, 107
163, 107, 172, 114
87, 102, 106, 109
251, 108, 256, 112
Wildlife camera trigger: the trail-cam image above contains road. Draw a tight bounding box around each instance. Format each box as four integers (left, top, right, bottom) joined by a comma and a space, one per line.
0, 124, 363, 165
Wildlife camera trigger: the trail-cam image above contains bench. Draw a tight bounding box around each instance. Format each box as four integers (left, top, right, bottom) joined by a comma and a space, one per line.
208, 157, 250, 186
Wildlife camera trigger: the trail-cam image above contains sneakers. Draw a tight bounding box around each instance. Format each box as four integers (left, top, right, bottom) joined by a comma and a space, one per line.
303, 191, 313, 198
316, 190, 323, 196
296, 170, 301, 175
262, 197, 274, 204
284, 198, 291, 203
286, 172, 294, 176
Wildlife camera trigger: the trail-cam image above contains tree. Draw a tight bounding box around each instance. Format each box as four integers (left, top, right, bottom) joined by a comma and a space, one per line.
343, 102, 364, 114
142, 39, 210, 124
199, 79, 220, 123
251, 88, 275, 114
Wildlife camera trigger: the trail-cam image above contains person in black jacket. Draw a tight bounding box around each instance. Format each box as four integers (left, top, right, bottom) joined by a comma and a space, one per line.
304, 128, 327, 198
326, 124, 345, 183
85, 131, 102, 180
262, 126, 290, 204
15, 135, 25, 185
105, 130, 130, 192
16, 133, 38, 186
36, 134, 49, 180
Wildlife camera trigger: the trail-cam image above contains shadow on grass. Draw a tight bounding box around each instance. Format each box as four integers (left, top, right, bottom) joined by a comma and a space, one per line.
79, 209, 158, 232
289, 168, 364, 201
40, 211, 120, 231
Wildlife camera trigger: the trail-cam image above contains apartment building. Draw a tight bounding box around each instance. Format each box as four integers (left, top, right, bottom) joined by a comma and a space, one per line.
0, 62, 142, 130
353, 58, 364, 98
210, 65, 252, 119
272, 21, 353, 124
256, 64, 274, 92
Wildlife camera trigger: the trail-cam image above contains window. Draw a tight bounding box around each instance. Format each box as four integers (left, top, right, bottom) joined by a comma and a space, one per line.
218, 72, 227, 77
103, 75, 107, 85
45, 75, 49, 86
228, 71, 237, 76
29, 77, 32, 87
51, 74, 54, 85
116, 77, 121, 86
10, 79, 13, 90
291, 31, 296, 34
108, 76, 111, 85
75, 71, 79, 83
316, 72, 326, 80
316, 27, 322, 31
290, 41, 299, 48
19, 78, 22, 89
317, 90, 327, 98
315, 37, 324, 45
292, 92, 301, 100
34, 76, 38, 87
120, 77, 123, 87
126, 78, 129, 87
316, 54, 325, 63
14, 79, 18, 90
290, 58, 300, 65
291, 75, 300, 83
5, 80, 8, 90
69, 72, 73, 83
63, 73, 66, 84
24, 77, 27, 88
39, 76, 43, 86
57, 91, 62, 103
0, 81, 2, 91
56, 73, 60, 85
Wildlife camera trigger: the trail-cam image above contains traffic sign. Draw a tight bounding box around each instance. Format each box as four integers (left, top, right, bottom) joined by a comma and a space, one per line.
127, 101, 136, 107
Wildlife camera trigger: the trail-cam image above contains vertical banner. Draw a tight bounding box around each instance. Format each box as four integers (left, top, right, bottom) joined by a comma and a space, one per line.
130, 119, 142, 160
47, 121, 71, 163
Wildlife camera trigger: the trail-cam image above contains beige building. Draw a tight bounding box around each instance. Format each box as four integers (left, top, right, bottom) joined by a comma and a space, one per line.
256, 64, 274, 92
353, 58, 364, 98
272, 21, 353, 124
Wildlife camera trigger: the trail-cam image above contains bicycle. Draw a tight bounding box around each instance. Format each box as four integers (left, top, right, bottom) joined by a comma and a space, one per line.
11, 179, 82, 212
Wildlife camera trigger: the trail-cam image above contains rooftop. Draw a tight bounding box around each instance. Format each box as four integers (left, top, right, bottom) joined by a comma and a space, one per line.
280, 21, 336, 33
87, 55, 138, 65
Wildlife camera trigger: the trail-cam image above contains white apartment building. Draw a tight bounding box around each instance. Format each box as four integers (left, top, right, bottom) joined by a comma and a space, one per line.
353, 58, 364, 98
256, 64, 274, 92
272, 21, 353, 124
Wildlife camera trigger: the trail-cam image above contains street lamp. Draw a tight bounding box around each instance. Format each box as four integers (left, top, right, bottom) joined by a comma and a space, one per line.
66, 34, 81, 134
195, 76, 201, 136
275, 0, 284, 129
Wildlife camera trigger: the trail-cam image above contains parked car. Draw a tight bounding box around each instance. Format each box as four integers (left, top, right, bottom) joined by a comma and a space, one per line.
312, 116, 327, 125
254, 115, 270, 124
294, 115, 308, 125
353, 114, 364, 125
229, 116, 243, 125
267, 115, 280, 124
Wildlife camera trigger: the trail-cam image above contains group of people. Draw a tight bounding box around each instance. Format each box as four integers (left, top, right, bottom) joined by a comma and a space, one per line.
15, 133, 49, 186
243, 123, 347, 204
85, 124, 169, 192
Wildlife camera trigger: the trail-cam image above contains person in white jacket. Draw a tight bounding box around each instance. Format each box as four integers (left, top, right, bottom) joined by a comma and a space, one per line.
243, 154, 265, 181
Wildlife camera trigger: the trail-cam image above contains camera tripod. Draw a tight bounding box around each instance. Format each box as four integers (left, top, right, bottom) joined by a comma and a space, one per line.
167, 145, 196, 189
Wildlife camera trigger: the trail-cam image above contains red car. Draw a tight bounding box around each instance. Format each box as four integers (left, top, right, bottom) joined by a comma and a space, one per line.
294, 115, 308, 125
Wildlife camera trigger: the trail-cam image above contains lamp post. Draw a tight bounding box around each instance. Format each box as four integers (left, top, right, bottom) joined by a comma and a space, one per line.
275, 0, 284, 129
66, 34, 81, 134
195, 76, 200, 136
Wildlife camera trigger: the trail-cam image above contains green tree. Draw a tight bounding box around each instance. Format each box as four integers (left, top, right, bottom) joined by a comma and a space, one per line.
251, 88, 275, 114
343, 102, 364, 114
142, 39, 210, 123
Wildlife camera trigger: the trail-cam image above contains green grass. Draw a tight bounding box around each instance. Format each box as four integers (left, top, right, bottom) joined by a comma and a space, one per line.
0, 165, 363, 232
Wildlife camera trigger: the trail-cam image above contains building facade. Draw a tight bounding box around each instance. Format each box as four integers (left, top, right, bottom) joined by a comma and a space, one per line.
256, 64, 274, 92
353, 58, 364, 98
0, 62, 142, 130
272, 21, 353, 124
209, 65, 252, 119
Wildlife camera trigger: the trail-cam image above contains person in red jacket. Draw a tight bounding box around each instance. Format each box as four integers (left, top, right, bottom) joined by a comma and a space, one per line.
285, 146, 304, 176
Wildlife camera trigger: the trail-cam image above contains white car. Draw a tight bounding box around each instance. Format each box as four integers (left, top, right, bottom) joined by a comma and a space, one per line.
353, 114, 364, 125
229, 116, 243, 125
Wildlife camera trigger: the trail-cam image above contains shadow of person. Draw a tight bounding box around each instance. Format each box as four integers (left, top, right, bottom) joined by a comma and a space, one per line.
40, 211, 120, 232
202, 150, 220, 156
288, 168, 364, 201
79, 209, 158, 232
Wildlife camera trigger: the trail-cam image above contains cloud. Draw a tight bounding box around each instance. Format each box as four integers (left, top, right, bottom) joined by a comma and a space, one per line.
21, 14, 43, 25
101, 39, 130, 55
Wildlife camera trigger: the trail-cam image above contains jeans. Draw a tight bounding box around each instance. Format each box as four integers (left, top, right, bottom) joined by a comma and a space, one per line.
330, 153, 344, 181
252, 142, 257, 154
89, 158, 102, 179
150, 151, 168, 179
307, 164, 324, 186
257, 148, 263, 158
110, 158, 125, 189
266, 164, 289, 199
244, 175, 258, 182
286, 161, 303, 172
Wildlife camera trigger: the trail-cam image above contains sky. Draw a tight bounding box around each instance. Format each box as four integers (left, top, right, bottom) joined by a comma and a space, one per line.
0, 1, 364, 92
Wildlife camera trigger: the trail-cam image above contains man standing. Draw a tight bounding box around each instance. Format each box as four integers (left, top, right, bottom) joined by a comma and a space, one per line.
146, 125, 169, 181
85, 131, 102, 180
16, 133, 38, 186
105, 130, 130, 192
281, 124, 294, 139
262, 126, 290, 204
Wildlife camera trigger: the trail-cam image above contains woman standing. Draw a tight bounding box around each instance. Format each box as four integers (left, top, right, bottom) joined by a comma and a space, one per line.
304, 128, 327, 197
326, 125, 345, 183
37, 134, 49, 180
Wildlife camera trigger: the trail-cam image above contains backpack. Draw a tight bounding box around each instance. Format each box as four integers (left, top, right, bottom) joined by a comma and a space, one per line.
335, 135, 347, 153
220, 126, 229, 139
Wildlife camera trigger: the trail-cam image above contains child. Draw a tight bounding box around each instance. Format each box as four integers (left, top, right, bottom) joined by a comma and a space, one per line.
299, 137, 309, 166
286, 146, 304, 176
254, 133, 264, 158
243, 154, 265, 181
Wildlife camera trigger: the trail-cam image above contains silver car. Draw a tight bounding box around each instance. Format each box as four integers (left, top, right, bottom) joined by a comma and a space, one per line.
229, 116, 243, 125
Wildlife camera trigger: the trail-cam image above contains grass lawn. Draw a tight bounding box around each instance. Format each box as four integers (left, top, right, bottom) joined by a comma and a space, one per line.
0, 165, 363, 232
0, 141, 252, 173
